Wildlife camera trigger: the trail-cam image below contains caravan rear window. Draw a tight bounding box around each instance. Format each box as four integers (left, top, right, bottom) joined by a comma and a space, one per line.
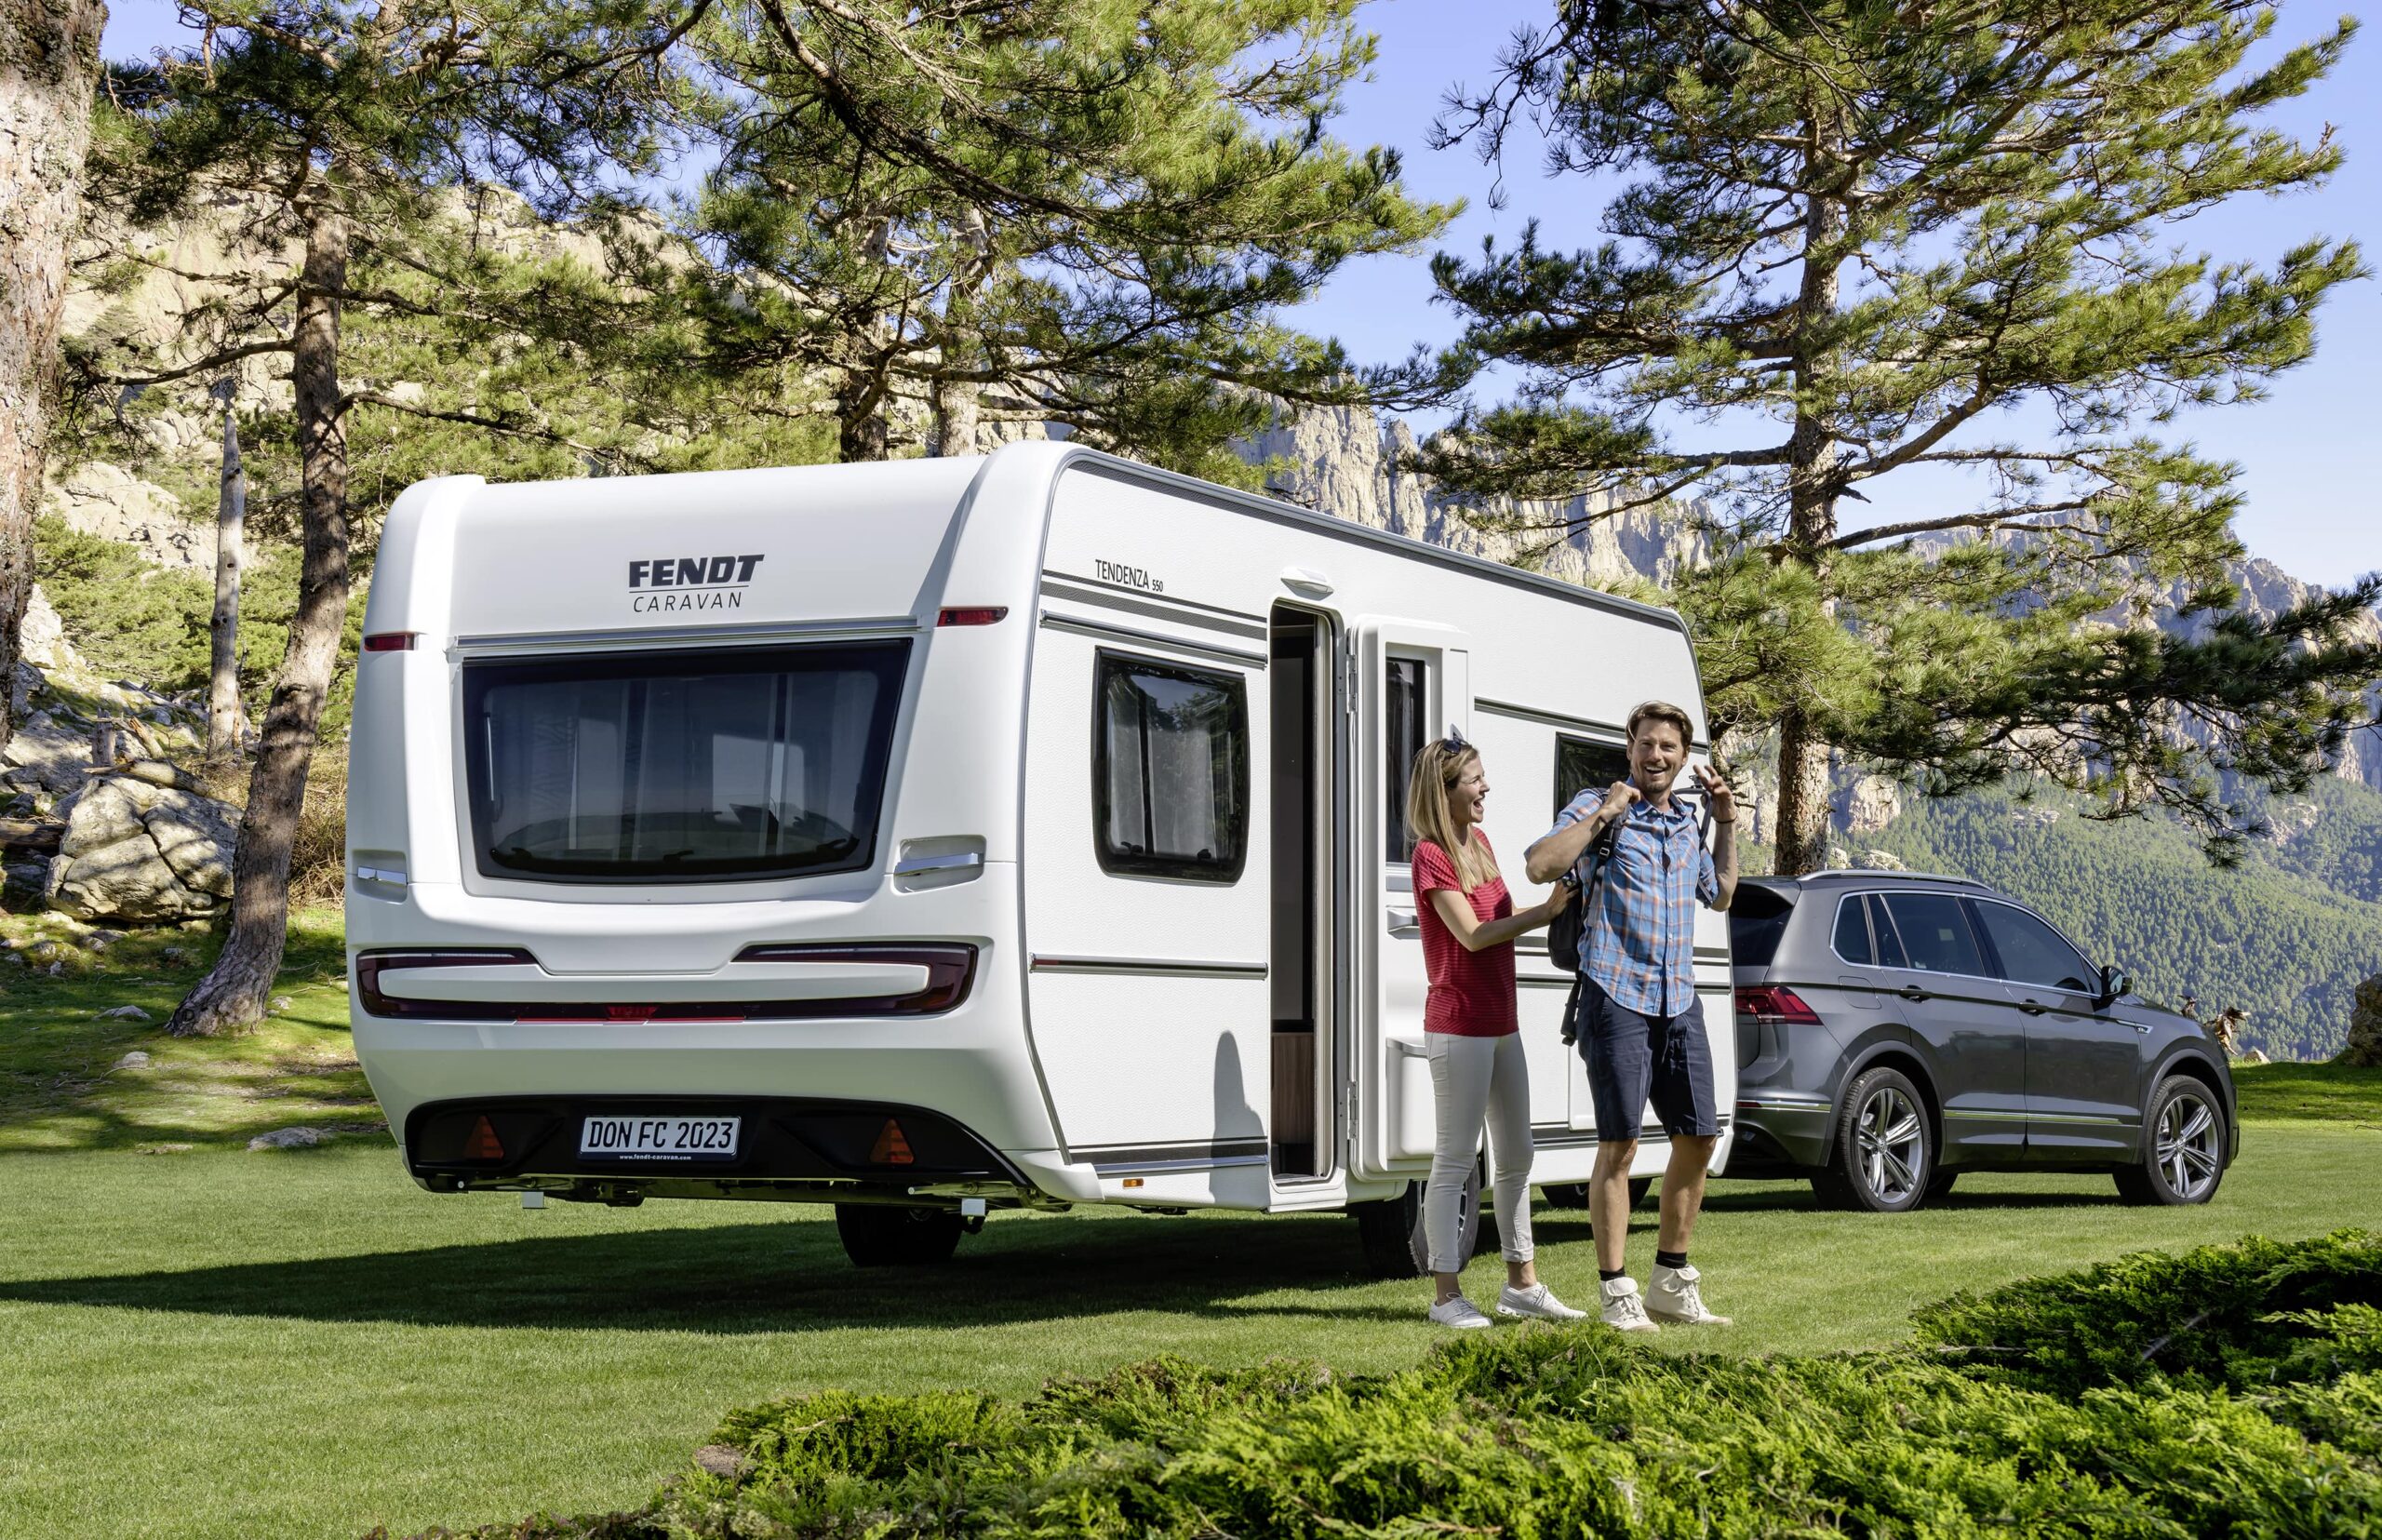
462, 641, 909, 884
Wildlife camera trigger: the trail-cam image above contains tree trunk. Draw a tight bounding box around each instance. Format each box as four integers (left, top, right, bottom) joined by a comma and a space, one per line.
1773, 708, 1834, 874
931, 371, 979, 457
207, 390, 246, 762
1773, 133, 1848, 877
0, 0, 107, 746
172, 206, 351, 1037
837, 385, 889, 462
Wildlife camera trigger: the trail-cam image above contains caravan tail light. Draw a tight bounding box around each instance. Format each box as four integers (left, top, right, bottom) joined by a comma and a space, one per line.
363, 632, 419, 651
1735, 985, 1821, 1025
354, 944, 977, 1022
355, 949, 537, 1019
730, 943, 978, 1015
936, 607, 1008, 627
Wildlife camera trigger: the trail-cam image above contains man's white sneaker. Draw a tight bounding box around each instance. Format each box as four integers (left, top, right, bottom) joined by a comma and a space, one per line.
1428, 1295, 1494, 1330
1647, 1263, 1733, 1326
1599, 1277, 1659, 1334
1496, 1282, 1589, 1321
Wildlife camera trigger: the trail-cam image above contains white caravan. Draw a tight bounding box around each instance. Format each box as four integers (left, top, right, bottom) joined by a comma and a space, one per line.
346, 442, 1734, 1271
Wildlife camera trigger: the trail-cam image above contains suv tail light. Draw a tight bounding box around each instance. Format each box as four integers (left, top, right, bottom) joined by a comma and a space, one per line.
1735, 985, 1821, 1025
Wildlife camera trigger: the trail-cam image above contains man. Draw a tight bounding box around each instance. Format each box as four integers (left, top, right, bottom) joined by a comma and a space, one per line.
1525, 700, 1738, 1332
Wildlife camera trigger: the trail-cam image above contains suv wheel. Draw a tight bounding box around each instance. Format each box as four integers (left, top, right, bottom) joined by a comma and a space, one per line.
1353, 1167, 1480, 1278
1813, 1067, 1933, 1213
2114, 1075, 2227, 1206
835, 1204, 964, 1266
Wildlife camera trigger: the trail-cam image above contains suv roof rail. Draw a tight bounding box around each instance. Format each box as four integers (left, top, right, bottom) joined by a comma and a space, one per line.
1774, 870, 1990, 890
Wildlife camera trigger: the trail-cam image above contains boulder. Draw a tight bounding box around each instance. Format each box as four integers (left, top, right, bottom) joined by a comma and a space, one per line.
97, 1005, 153, 1022
248, 1127, 323, 1151
114, 1051, 153, 1069
47, 773, 238, 923
1855, 849, 1906, 871
2342, 975, 2382, 1069
2, 710, 93, 796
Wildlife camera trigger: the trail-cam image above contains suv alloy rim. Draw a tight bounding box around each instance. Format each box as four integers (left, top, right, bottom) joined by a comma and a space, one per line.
1855, 1085, 1923, 1203
2157, 1090, 2222, 1199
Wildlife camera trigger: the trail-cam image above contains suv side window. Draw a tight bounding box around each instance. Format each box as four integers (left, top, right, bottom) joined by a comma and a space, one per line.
1831, 894, 1874, 965
1879, 891, 1987, 977
1971, 900, 2094, 993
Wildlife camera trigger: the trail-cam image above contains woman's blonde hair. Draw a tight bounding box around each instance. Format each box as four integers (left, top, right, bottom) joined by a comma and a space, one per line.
1404, 738, 1499, 892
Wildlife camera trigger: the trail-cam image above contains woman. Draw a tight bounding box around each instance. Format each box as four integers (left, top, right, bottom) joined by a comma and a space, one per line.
1407, 731, 1587, 1329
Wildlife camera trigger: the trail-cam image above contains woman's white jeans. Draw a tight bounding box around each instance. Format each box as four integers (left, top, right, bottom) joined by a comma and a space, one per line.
1425, 1031, 1534, 1275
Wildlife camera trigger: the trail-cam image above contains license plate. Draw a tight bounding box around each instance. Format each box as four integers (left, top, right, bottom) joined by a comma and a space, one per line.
579, 1115, 742, 1162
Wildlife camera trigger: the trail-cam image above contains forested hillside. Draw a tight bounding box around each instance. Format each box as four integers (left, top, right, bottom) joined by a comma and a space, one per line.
1851, 782, 2382, 1061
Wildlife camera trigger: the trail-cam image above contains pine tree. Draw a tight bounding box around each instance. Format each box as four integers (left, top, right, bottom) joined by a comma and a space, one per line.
0, 0, 107, 747
1423, 0, 2378, 870
675, 0, 1456, 475
80, 0, 690, 1034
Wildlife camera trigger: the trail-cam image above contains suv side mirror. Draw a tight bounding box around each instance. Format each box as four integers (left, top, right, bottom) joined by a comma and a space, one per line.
2096, 963, 2130, 1008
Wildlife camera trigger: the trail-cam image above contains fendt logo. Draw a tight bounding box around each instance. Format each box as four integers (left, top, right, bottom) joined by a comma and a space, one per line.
627, 554, 764, 613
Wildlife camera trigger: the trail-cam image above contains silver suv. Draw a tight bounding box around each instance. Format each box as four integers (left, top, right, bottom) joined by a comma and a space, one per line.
1725, 872, 2237, 1212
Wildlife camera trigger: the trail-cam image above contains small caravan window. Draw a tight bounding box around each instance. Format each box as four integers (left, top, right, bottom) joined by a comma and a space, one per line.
1552, 733, 1630, 821
462, 641, 908, 884
1094, 652, 1249, 882
1385, 656, 1427, 861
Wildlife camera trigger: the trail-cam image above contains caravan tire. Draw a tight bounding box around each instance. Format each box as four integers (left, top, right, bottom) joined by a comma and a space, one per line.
834, 1204, 965, 1267
1540, 1176, 1653, 1212
1352, 1171, 1480, 1279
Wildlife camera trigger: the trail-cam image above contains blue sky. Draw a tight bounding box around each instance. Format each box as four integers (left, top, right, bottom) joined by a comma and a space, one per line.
100, 1, 2376, 590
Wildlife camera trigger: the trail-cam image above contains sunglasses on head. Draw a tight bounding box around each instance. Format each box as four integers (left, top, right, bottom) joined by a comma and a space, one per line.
1440, 726, 1468, 754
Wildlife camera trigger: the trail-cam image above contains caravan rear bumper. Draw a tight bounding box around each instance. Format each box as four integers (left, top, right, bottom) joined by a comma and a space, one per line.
407, 1094, 1033, 1199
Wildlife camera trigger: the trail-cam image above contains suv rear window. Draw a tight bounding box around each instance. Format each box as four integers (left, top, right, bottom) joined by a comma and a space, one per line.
1727, 883, 1794, 966
462, 641, 910, 884
1879, 891, 1987, 976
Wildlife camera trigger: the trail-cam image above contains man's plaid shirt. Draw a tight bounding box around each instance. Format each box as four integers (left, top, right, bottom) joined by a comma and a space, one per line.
1548, 786, 1717, 1018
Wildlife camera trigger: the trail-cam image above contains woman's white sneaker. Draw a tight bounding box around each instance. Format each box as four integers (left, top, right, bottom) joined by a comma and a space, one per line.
1496, 1282, 1588, 1321
1428, 1295, 1494, 1330
1599, 1277, 1660, 1333
1647, 1263, 1733, 1326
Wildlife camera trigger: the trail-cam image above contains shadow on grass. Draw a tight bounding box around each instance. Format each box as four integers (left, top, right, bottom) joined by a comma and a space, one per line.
0, 1210, 1477, 1332
0, 1176, 2133, 1332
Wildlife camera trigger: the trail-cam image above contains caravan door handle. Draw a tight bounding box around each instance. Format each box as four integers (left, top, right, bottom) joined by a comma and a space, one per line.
1386, 909, 1420, 935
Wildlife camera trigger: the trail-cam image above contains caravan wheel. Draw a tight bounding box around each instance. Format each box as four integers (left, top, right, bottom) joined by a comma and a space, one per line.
1352, 1170, 1480, 1279
1539, 1177, 1653, 1212
835, 1204, 964, 1267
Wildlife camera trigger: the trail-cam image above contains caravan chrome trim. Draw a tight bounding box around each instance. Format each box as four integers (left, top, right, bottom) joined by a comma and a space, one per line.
1038, 573, 1269, 640
1030, 955, 1269, 979
1037, 613, 1268, 668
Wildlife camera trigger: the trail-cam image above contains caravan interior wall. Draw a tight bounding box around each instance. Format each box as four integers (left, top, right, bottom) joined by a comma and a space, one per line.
346, 442, 1730, 1232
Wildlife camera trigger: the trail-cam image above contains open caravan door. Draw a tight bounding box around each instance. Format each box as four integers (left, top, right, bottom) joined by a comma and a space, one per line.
1349, 618, 1468, 1180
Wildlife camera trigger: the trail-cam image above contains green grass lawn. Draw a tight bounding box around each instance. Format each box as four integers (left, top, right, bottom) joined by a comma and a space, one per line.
1, 944, 2375, 1538
0, 909, 367, 1152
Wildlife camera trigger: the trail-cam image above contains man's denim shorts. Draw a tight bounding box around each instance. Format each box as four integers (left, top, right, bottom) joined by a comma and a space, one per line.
1577, 977, 1720, 1143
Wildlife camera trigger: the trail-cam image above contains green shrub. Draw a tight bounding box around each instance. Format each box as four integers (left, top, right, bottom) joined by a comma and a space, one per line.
441, 1233, 2382, 1540
1912, 1228, 2382, 1394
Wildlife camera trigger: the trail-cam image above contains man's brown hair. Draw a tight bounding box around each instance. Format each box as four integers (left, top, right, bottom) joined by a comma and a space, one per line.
1626, 700, 1694, 747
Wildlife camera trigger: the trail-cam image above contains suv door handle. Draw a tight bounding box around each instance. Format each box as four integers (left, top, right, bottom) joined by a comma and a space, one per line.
2018, 998, 2047, 1015
1899, 984, 1929, 1002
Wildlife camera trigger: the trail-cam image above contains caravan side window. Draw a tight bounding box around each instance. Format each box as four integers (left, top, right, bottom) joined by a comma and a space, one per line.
1093, 652, 1250, 882
1385, 656, 1427, 862
1552, 732, 1630, 820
